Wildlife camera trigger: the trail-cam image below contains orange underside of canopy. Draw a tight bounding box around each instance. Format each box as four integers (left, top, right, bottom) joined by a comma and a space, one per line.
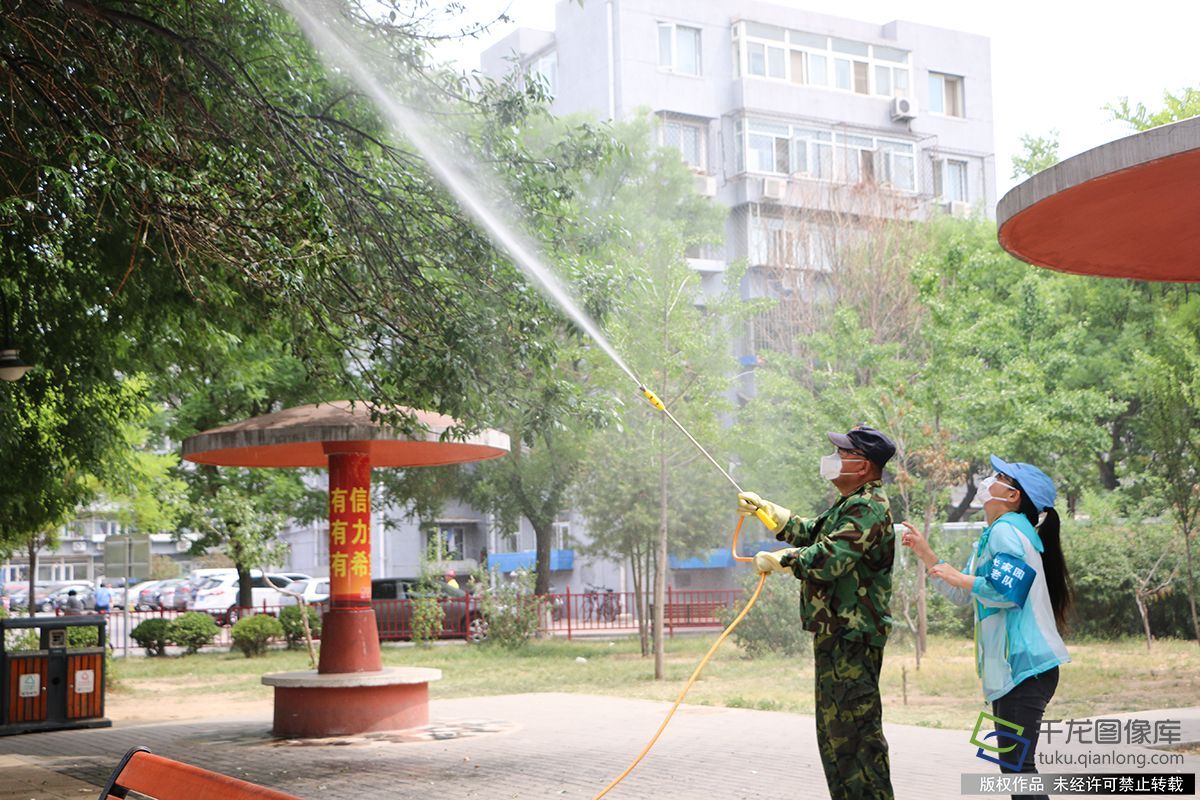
183, 439, 507, 469
999, 147, 1200, 282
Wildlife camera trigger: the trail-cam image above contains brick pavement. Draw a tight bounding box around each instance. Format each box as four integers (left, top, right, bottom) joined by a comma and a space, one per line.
1, 694, 1197, 799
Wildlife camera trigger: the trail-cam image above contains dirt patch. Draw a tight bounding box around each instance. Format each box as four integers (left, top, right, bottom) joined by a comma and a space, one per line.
107, 686, 273, 723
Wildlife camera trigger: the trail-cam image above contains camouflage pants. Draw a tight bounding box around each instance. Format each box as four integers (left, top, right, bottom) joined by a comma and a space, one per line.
813, 633, 893, 800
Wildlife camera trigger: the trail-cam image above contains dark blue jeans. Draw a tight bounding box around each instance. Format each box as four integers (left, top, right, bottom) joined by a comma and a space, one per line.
992, 666, 1059, 800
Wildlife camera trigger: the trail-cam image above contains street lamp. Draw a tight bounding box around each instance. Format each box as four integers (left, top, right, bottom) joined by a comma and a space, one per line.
0, 289, 32, 381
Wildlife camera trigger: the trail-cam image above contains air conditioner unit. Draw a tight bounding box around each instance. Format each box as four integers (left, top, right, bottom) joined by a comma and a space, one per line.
71, 541, 87, 553
891, 96, 916, 122
761, 177, 787, 202
693, 174, 717, 197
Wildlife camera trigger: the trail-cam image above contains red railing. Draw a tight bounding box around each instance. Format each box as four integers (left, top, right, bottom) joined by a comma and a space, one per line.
538, 588, 743, 640
47, 589, 745, 653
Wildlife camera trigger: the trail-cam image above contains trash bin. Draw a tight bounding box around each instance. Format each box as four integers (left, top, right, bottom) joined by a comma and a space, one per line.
0, 614, 111, 735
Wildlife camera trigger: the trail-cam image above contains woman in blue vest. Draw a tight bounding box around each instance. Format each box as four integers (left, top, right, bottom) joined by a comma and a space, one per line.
901, 455, 1071, 800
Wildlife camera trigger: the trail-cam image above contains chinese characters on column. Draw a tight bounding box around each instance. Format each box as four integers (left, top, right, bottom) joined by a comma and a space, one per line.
328, 451, 371, 603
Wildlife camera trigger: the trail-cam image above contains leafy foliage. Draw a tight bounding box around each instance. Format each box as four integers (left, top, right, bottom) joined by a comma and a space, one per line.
278, 605, 322, 649
231, 614, 284, 658
720, 572, 811, 658
131, 618, 173, 657
169, 612, 221, 655
481, 570, 543, 650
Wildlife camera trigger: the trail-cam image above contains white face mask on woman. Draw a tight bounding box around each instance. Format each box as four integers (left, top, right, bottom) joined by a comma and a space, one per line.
978, 475, 1016, 503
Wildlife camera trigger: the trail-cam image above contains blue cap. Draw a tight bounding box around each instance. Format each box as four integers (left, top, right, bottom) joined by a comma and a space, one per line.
990, 455, 1056, 511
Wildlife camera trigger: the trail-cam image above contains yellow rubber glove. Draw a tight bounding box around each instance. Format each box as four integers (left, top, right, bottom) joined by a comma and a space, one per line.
754, 548, 797, 574
737, 492, 792, 534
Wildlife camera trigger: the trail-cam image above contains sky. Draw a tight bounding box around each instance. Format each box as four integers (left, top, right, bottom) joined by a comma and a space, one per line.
429, 0, 1200, 196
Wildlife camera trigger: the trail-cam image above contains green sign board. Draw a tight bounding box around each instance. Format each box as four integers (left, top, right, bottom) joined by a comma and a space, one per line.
103, 535, 152, 582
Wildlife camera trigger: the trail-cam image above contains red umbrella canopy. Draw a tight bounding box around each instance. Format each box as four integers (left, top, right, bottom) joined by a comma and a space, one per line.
998, 116, 1200, 283
182, 401, 510, 469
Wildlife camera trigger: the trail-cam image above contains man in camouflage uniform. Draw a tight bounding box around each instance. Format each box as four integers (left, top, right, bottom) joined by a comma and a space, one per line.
738, 424, 896, 800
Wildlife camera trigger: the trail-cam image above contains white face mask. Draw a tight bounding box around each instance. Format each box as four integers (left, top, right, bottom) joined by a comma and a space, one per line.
978, 475, 1016, 503
819, 452, 843, 480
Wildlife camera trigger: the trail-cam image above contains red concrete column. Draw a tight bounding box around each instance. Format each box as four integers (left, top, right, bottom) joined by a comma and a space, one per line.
318, 443, 382, 673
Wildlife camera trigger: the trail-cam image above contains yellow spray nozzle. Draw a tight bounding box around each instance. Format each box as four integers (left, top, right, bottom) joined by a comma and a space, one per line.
640, 386, 666, 412
754, 508, 776, 529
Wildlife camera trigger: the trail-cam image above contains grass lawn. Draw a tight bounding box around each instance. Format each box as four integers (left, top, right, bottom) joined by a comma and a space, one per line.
110, 634, 1200, 730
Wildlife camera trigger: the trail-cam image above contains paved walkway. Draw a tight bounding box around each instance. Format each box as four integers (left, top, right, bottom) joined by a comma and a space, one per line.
1, 695, 1197, 799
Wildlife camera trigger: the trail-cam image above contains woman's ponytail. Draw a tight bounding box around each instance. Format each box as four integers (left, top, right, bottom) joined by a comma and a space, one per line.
1017, 491, 1072, 631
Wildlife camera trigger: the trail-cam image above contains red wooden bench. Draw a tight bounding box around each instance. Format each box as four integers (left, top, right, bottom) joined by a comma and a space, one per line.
99, 746, 301, 799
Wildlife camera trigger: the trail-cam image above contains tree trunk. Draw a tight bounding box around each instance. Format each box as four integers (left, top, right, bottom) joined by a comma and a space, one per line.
916, 506, 933, 666
630, 546, 648, 657
946, 471, 979, 522
26, 536, 38, 617
653, 427, 668, 680
1181, 523, 1200, 645
641, 543, 652, 657
1134, 592, 1152, 652
236, 563, 253, 610
532, 519, 553, 596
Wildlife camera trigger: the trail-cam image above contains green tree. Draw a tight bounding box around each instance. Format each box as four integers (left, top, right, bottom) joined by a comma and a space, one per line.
1011, 130, 1060, 179
2, 1, 623, 585
571, 114, 731, 673
1106, 87, 1200, 131
1134, 329, 1200, 644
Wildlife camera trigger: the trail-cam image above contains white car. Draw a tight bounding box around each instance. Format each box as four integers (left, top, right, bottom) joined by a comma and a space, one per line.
191, 571, 311, 623
279, 578, 330, 607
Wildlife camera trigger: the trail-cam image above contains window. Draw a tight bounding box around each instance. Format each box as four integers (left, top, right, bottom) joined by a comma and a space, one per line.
658, 22, 702, 76
834, 58, 851, 90
528, 50, 558, 98
738, 118, 914, 191
853, 60, 870, 94
877, 140, 915, 191
929, 72, 964, 117
933, 157, 969, 202
426, 526, 465, 561
745, 119, 790, 174
748, 217, 836, 272
552, 521, 571, 550
792, 127, 834, 180
735, 23, 910, 98
661, 118, 706, 170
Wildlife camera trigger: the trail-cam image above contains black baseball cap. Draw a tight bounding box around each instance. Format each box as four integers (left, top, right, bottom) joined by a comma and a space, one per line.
827, 425, 896, 469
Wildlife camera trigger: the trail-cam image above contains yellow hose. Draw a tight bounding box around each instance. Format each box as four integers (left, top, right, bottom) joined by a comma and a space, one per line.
592, 518, 769, 799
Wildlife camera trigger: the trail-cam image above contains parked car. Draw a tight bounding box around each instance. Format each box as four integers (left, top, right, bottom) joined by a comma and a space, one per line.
154, 578, 188, 610
101, 576, 144, 609
279, 578, 330, 607
45, 583, 95, 613
191, 571, 297, 624
135, 580, 168, 611
9, 584, 51, 612
371, 577, 486, 643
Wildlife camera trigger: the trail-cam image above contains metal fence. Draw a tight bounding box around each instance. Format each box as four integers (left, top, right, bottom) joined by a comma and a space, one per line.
537, 588, 743, 640
24, 589, 746, 653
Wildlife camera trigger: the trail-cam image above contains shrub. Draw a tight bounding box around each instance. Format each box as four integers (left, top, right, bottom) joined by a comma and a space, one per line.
410, 596, 445, 647
66, 625, 100, 648
231, 614, 283, 658
480, 571, 540, 650
170, 612, 220, 654
278, 605, 322, 649
131, 618, 173, 656
718, 571, 811, 658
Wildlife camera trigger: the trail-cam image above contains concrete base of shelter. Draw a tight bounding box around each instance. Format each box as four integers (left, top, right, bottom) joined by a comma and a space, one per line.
262, 667, 442, 738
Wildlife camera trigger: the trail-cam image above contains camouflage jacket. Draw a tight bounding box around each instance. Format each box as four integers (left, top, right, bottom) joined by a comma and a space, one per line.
776, 480, 895, 648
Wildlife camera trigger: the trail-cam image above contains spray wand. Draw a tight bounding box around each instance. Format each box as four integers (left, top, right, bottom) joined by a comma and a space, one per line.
586, 385, 776, 799
638, 385, 776, 530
